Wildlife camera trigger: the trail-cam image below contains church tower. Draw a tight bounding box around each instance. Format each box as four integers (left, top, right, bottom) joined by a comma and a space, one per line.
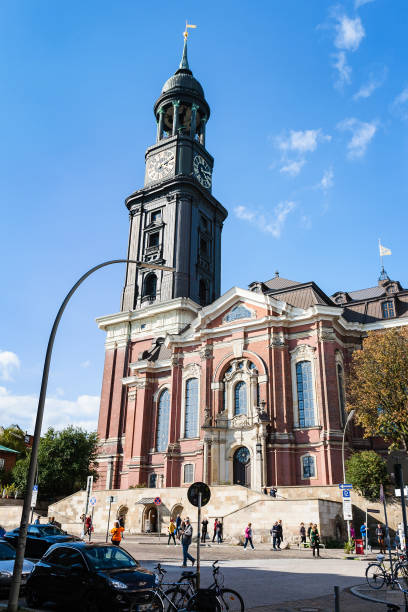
121, 37, 227, 311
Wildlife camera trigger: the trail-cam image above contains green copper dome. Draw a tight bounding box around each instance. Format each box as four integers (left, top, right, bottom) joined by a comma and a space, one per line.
162, 70, 205, 98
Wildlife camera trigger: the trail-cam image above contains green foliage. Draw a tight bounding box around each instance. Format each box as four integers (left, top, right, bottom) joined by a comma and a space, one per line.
12, 426, 99, 499
344, 539, 355, 554
345, 450, 388, 500
0, 424, 28, 455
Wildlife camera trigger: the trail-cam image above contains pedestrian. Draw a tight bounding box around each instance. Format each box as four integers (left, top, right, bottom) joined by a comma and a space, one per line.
360, 523, 367, 548
118, 515, 125, 540
167, 518, 176, 545
394, 532, 401, 552
244, 522, 255, 550
350, 524, 356, 541
85, 515, 92, 536
376, 523, 385, 554
201, 517, 208, 543
212, 518, 219, 542
0, 525, 5, 537
270, 487, 277, 498
180, 517, 195, 567
271, 521, 279, 550
49, 516, 56, 525
299, 522, 306, 545
34, 517, 40, 525
110, 520, 124, 546
307, 522, 313, 542
263, 486, 267, 495
276, 519, 283, 549
216, 521, 223, 544
310, 524, 320, 558
175, 514, 181, 535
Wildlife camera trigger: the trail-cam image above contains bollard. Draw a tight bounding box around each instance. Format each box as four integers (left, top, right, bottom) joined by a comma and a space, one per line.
334, 586, 340, 612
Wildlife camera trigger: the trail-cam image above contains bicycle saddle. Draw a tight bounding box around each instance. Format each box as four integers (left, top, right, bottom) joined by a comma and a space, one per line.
181, 571, 198, 578
376, 554, 385, 561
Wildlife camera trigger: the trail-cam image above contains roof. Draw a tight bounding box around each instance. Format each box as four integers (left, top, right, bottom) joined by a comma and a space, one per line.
135, 498, 156, 505
0, 445, 19, 454
347, 286, 385, 301
263, 276, 301, 291
270, 286, 330, 309
161, 38, 205, 99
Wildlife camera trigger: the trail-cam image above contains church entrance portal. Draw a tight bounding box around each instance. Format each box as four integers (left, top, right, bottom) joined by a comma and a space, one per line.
233, 447, 251, 488
143, 505, 158, 533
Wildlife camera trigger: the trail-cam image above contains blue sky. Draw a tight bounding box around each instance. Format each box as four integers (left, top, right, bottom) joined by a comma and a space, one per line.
1, 0, 407, 433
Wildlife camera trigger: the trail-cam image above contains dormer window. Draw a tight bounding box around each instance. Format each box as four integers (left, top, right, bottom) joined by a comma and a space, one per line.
382, 300, 395, 319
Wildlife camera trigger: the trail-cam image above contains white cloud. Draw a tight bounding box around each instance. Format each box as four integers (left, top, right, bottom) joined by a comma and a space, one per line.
317, 168, 334, 191
392, 87, 408, 120
280, 160, 306, 177
337, 118, 377, 159
0, 388, 100, 433
332, 51, 352, 88
277, 129, 330, 153
301, 215, 312, 230
0, 350, 20, 381
355, 0, 375, 8
334, 15, 365, 51
353, 66, 387, 100
234, 202, 295, 238
81, 360, 91, 369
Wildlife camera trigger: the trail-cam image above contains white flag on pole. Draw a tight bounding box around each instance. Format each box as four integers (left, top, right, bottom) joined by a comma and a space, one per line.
379, 243, 392, 256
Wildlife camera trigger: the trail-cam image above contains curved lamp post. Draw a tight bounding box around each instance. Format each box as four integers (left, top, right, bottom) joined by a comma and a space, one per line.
342, 409, 355, 542
8, 259, 174, 612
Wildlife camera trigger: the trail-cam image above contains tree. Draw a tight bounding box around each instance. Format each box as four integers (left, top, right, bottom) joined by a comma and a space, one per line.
0, 424, 28, 454
345, 451, 388, 500
347, 328, 408, 450
12, 426, 99, 499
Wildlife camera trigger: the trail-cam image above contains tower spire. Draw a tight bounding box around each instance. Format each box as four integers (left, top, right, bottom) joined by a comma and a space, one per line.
179, 36, 190, 70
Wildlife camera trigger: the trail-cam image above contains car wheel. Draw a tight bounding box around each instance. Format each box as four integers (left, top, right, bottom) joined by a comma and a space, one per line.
25, 585, 44, 607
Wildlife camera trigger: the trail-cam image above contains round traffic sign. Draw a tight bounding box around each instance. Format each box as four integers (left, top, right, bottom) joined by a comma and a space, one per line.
187, 482, 211, 507
89, 496, 97, 506
154, 496, 162, 506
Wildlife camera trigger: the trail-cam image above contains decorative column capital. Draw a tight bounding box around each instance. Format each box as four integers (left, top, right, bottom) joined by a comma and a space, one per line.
191, 103, 199, 112
172, 99, 181, 107
158, 107, 166, 115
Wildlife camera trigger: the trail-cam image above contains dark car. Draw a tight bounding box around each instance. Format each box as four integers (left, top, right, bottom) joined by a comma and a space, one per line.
4, 524, 80, 558
25, 542, 161, 611
0, 540, 35, 592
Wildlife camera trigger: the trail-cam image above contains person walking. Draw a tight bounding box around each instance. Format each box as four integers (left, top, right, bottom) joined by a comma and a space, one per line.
201, 518, 208, 543
299, 522, 306, 545
167, 518, 176, 545
244, 523, 255, 550
276, 520, 283, 550
271, 521, 279, 550
181, 517, 195, 567
376, 523, 385, 554
310, 524, 320, 558
216, 520, 223, 544
360, 523, 367, 549
212, 518, 219, 543
85, 515, 92, 537
307, 522, 313, 542
350, 524, 356, 542
118, 515, 125, 540
110, 520, 124, 547
175, 514, 182, 537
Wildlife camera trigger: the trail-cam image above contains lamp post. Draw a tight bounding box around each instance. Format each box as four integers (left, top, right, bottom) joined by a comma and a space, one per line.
7, 259, 174, 612
342, 409, 355, 543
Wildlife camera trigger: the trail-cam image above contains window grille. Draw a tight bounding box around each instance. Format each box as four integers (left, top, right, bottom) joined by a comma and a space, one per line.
185, 378, 199, 438
296, 361, 315, 427
302, 455, 316, 478
156, 389, 170, 452
234, 381, 247, 416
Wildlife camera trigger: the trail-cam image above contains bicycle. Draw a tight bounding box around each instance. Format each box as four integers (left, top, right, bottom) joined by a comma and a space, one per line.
366, 553, 408, 590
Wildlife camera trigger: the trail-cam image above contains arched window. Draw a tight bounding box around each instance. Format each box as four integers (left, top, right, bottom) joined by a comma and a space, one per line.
234, 381, 247, 416
302, 455, 316, 479
185, 378, 199, 438
144, 274, 157, 298
296, 361, 315, 427
156, 389, 170, 452
337, 364, 346, 425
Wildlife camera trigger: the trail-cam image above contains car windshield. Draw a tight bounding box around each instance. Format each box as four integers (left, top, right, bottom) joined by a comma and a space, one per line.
0, 542, 16, 560
38, 526, 64, 536
84, 546, 139, 571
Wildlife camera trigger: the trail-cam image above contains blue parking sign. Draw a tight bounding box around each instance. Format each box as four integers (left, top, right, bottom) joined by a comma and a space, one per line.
342, 489, 351, 498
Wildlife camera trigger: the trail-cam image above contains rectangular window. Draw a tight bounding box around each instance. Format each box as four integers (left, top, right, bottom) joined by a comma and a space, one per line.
296, 361, 315, 427
151, 210, 161, 224
302, 455, 316, 478
183, 464, 194, 483
148, 232, 160, 247
185, 379, 199, 438
382, 301, 395, 319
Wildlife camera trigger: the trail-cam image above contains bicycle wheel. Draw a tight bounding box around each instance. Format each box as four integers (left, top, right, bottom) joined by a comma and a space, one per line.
130, 592, 164, 611
395, 562, 408, 590
366, 563, 386, 589
185, 591, 222, 611
164, 586, 190, 610
218, 588, 245, 611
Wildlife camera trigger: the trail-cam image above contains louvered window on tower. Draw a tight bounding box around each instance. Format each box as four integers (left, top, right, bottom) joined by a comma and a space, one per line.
143, 274, 157, 298
296, 361, 315, 427
156, 389, 170, 452
184, 378, 199, 438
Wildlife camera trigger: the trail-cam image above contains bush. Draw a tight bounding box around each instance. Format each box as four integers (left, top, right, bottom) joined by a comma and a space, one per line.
345, 450, 388, 501
344, 539, 355, 554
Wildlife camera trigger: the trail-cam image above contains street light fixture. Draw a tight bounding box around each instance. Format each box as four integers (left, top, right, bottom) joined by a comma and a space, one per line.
7, 259, 174, 612
342, 409, 356, 542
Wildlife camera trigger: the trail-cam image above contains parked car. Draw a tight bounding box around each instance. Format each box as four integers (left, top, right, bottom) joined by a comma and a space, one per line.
0, 540, 35, 592
4, 523, 80, 558
25, 542, 160, 611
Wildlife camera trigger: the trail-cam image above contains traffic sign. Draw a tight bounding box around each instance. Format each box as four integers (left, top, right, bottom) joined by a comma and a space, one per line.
187, 482, 211, 507
342, 489, 351, 498
154, 497, 162, 506
89, 496, 97, 506
395, 487, 408, 497
31, 485, 38, 508
342, 497, 352, 521
106, 496, 117, 503
339, 483, 353, 490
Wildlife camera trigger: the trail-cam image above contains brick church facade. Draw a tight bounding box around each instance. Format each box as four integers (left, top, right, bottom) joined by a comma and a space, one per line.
95, 39, 408, 491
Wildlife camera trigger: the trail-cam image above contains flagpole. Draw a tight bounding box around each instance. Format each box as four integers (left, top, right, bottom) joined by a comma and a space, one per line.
379, 238, 383, 272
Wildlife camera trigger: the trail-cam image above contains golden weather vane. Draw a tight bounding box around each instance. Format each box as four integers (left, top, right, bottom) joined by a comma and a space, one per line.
183, 21, 197, 40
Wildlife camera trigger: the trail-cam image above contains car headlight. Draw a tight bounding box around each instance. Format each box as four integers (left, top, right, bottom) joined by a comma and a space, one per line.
110, 578, 128, 590
0, 571, 12, 577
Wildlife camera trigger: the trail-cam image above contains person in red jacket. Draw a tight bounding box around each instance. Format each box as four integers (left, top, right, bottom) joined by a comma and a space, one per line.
212, 518, 219, 543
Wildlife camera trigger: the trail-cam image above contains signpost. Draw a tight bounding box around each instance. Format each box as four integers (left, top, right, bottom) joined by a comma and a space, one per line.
187, 482, 211, 590
30, 485, 38, 509
83, 476, 93, 536
88, 496, 97, 542
154, 497, 162, 542
340, 484, 353, 538
105, 495, 117, 543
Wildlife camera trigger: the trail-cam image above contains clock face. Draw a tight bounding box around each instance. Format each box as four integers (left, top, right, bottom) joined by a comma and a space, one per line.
147, 150, 175, 182
193, 154, 212, 189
